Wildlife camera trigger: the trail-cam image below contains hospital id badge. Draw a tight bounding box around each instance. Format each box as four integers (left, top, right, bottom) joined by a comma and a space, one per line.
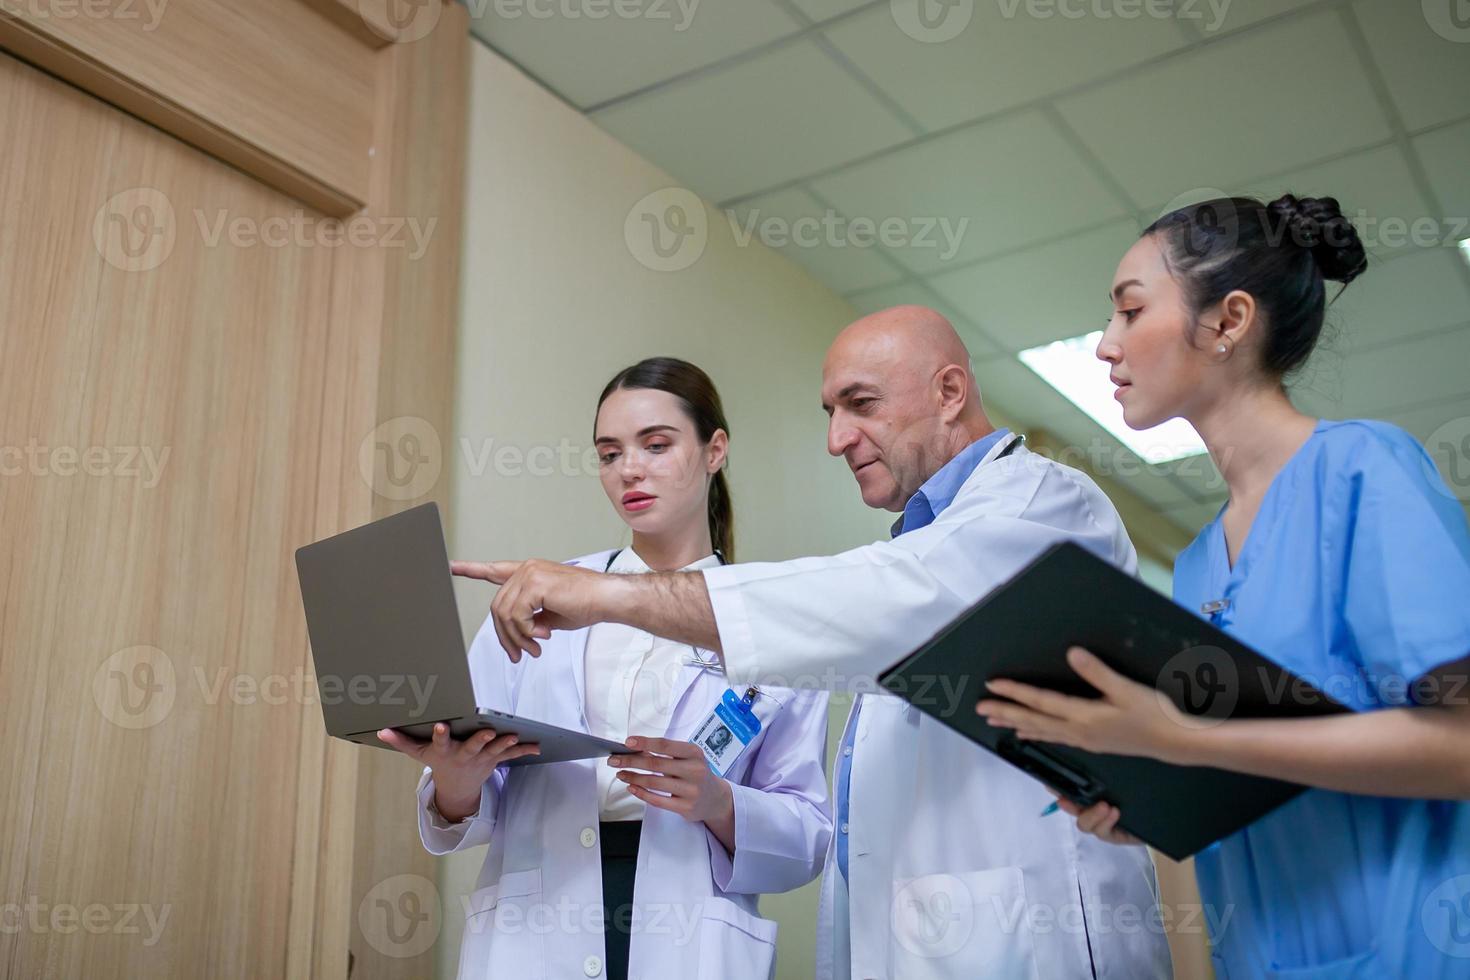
690, 688, 761, 777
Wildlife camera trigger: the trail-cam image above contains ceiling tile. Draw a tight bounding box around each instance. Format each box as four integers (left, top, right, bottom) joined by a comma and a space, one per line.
1380, 397, 1470, 504
809, 111, 1129, 274
471, 1, 802, 109
1025, 410, 1203, 509
1056, 10, 1393, 206
592, 38, 913, 203
821, 0, 1187, 133
928, 219, 1140, 352
843, 281, 1002, 355
974, 356, 1082, 431
1329, 246, 1470, 350
1294, 327, 1470, 418
1193, 0, 1319, 36
1152, 450, 1229, 501
786, 0, 873, 21
1239, 143, 1434, 260
1352, 0, 1470, 132
729, 186, 907, 293
1414, 118, 1470, 227
968, 359, 1201, 510
1163, 498, 1228, 538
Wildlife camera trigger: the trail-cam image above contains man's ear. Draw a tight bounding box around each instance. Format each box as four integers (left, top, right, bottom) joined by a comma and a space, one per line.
936, 364, 969, 422
706, 428, 729, 473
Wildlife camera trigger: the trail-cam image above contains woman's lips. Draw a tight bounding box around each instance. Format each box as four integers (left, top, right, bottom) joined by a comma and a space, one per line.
623, 493, 655, 512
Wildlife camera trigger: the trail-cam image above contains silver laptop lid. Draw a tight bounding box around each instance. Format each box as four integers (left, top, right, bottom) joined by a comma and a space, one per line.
295, 502, 474, 736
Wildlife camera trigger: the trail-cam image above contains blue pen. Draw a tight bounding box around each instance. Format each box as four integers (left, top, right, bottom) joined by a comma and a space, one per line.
1039, 801, 1061, 817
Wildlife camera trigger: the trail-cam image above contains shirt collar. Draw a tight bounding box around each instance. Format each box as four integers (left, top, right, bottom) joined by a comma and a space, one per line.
607, 546, 722, 574
892, 428, 1011, 538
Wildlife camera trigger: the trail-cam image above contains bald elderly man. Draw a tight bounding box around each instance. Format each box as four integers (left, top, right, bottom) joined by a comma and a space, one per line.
459, 307, 1172, 979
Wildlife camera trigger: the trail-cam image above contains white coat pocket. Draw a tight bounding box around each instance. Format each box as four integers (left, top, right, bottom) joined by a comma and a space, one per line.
457, 868, 545, 980
693, 896, 779, 980
888, 867, 1041, 980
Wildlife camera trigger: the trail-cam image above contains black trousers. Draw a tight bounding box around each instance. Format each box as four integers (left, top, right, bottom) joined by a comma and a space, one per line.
599, 820, 641, 980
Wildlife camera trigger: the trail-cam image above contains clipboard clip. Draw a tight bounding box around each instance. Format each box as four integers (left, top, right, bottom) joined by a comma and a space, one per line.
997, 734, 1107, 808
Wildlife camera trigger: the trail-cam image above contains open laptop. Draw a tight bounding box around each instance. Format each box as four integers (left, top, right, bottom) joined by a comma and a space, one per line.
294, 502, 626, 764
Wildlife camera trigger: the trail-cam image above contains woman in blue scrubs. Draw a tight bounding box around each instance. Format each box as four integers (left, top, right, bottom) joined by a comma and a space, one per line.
976, 193, 1470, 978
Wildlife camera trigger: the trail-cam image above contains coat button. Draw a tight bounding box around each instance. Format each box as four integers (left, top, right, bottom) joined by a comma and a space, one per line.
583, 954, 603, 976
580, 827, 597, 848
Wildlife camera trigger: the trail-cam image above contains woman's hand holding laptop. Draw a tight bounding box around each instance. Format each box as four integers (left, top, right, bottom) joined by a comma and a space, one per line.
379, 723, 540, 822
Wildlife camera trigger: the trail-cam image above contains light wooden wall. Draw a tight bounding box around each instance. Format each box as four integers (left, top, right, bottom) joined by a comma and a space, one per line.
0, 2, 467, 976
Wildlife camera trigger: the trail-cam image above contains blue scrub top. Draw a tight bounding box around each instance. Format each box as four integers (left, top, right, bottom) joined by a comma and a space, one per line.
1172, 419, 1470, 978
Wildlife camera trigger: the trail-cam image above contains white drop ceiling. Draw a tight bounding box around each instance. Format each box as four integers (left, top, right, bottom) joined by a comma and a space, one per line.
469, 0, 1470, 536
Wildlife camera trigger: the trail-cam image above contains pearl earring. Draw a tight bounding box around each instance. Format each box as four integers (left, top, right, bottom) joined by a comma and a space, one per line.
1217, 344, 1227, 353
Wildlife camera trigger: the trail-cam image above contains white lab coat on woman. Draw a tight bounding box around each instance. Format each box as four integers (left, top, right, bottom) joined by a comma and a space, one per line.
416, 550, 832, 980
702, 439, 1174, 979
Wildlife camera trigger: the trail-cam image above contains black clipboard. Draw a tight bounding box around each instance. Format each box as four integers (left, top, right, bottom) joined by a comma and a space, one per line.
878, 540, 1349, 860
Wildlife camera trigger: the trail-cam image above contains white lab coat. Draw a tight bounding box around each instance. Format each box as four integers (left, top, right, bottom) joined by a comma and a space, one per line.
703, 439, 1174, 979
416, 550, 832, 980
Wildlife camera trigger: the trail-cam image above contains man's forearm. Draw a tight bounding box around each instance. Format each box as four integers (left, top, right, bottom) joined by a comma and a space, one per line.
601, 571, 723, 656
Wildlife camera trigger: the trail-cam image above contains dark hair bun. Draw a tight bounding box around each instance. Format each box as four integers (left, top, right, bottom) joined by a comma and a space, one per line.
1267, 194, 1367, 285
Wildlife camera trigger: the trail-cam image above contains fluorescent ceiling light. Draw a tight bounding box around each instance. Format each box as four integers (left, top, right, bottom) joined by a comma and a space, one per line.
1018, 330, 1208, 464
